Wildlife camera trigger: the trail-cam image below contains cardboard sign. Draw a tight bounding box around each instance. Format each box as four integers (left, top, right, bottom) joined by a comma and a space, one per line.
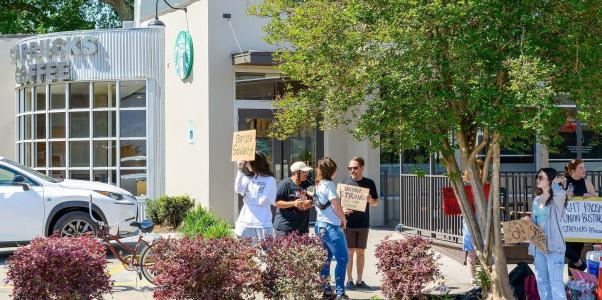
561, 197, 602, 243
337, 184, 369, 212
231, 130, 256, 162
502, 219, 547, 253
442, 184, 490, 216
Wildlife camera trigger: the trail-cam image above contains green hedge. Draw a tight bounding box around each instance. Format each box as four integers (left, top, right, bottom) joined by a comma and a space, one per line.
179, 206, 232, 239
146, 195, 195, 228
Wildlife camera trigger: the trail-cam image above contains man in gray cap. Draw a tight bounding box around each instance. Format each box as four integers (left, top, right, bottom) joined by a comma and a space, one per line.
273, 161, 314, 235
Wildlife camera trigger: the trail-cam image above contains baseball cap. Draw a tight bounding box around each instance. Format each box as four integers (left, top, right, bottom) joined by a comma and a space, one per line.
290, 161, 313, 173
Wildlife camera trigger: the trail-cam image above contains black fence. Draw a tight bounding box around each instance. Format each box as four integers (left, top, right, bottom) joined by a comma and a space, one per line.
397, 171, 602, 244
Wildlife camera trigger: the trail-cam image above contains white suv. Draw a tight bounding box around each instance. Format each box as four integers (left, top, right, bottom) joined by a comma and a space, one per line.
0, 156, 138, 246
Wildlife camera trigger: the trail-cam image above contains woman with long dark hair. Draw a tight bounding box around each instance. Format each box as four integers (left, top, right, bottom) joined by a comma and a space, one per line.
563, 159, 598, 276
524, 168, 567, 300
234, 152, 277, 240
313, 157, 350, 300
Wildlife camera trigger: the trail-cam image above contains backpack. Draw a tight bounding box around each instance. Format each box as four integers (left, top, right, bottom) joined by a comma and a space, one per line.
508, 262, 535, 300
524, 274, 540, 300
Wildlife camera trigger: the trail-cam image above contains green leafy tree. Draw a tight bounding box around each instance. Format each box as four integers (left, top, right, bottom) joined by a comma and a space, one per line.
251, 0, 602, 298
0, 0, 133, 34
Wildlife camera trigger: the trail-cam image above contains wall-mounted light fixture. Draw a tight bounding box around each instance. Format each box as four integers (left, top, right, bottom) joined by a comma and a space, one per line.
148, 0, 188, 27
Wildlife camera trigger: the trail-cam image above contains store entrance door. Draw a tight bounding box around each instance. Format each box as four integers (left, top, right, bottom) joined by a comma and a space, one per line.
237, 109, 323, 219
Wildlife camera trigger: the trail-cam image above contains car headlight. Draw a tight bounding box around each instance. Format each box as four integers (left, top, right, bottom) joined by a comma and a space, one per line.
94, 190, 124, 200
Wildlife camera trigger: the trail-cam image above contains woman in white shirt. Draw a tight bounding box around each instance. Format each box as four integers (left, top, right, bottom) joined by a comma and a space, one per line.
234, 152, 277, 240
313, 157, 350, 300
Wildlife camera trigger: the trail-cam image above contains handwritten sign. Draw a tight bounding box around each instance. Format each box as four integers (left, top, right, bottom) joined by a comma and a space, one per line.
560, 197, 602, 243
502, 219, 547, 253
337, 184, 369, 212
231, 130, 256, 162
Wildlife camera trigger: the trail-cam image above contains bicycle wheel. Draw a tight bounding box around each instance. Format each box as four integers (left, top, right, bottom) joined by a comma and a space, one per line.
140, 244, 158, 284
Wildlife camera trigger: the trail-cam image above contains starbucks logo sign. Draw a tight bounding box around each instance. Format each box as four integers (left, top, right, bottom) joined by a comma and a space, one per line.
174, 31, 193, 79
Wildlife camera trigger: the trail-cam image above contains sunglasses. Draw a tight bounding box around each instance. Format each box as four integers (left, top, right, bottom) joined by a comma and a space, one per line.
536, 175, 548, 181
348, 166, 360, 171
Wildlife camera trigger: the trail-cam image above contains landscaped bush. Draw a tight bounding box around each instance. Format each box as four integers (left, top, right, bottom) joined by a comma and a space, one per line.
146, 195, 194, 228
375, 235, 442, 300
149, 237, 261, 300
256, 233, 327, 300
6, 235, 112, 299
178, 206, 233, 239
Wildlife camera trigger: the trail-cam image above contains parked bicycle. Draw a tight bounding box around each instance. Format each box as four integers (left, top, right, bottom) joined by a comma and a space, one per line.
88, 195, 159, 283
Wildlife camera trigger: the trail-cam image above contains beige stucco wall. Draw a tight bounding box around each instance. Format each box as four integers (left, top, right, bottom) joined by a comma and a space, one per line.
0, 36, 27, 160
148, 0, 281, 223
143, 0, 383, 225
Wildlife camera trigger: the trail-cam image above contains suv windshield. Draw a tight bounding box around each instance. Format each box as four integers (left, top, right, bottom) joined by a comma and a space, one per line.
1, 158, 61, 183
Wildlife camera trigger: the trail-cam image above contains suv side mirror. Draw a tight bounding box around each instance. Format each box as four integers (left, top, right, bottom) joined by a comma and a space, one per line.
12, 175, 30, 191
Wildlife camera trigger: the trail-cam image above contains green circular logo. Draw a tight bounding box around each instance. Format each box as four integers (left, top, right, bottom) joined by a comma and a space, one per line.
174, 31, 193, 79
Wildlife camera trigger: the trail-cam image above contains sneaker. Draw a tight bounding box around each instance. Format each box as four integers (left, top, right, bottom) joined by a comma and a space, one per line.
355, 281, 369, 289
322, 290, 335, 300
335, 294, 350, 300
345, 281, 356, 290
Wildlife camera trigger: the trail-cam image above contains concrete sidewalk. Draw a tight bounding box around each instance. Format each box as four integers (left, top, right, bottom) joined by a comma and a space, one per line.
0, 228, 472, 300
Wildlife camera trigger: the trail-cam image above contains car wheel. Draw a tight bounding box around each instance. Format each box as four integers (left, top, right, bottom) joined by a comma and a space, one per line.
53, 212, 98, 237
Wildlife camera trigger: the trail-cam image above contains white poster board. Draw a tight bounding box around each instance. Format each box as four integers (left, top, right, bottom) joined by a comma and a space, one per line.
560, 197, 602, 243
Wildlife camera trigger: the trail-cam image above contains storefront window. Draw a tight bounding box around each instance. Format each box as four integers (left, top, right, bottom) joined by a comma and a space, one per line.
70, 82, 90, 109
35, 86, 46, 111
235, 72, 301, 100
93, 82, 116, 108
16, 80, 148, 195
50, 84, 66, 109
120, 80, 146, 107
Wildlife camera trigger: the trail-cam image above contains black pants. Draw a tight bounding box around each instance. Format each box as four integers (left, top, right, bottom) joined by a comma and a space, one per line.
566, 242, 585, 276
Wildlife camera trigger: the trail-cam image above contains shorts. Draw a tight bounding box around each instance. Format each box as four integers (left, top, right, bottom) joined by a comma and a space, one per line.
344, 227, 369, 249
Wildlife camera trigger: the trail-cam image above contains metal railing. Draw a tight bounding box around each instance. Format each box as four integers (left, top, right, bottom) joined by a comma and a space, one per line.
398, 171, 602, 244
380, 171, 401, 226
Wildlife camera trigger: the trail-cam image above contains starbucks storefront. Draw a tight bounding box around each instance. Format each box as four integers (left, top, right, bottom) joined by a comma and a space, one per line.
11, 28, 165, 198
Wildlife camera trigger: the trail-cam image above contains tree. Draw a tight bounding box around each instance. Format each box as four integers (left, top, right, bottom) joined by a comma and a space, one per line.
0, 0, 132, 34
251, 0, 602, 298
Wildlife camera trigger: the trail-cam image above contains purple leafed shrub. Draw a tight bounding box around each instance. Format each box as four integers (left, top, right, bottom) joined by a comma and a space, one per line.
257, 233, 327, 299
375, 235, 442, 300
150, 237, 261, 300
6, 235, 112, 300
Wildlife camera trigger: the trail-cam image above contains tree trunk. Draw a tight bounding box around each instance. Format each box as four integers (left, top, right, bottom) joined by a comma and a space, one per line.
101, 0, 134, 22
490, 138, 514, 299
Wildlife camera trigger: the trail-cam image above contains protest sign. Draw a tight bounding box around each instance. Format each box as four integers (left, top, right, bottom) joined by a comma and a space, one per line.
231, 130, 256, 161
502, 219, 547, 253
337, 183, 369, 212
560, 197, 602, 243
442, 184, 490, 215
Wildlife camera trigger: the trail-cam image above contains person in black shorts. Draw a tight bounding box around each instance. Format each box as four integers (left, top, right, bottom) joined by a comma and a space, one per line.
273, 161, 313, 235
340, 157, 378, 290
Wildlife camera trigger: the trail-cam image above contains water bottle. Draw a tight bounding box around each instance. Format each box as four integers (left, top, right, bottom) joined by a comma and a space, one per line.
586, 250, 601, 277
568, 182, 574, 198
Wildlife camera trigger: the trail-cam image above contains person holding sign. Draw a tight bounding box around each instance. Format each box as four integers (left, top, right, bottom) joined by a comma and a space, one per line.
313, 157, 350, 300
522, 168, 567, 300
339, 157, 378, 290
234, 152, 277, 241
273, 161, 314, 236
563, 159, 598, 277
